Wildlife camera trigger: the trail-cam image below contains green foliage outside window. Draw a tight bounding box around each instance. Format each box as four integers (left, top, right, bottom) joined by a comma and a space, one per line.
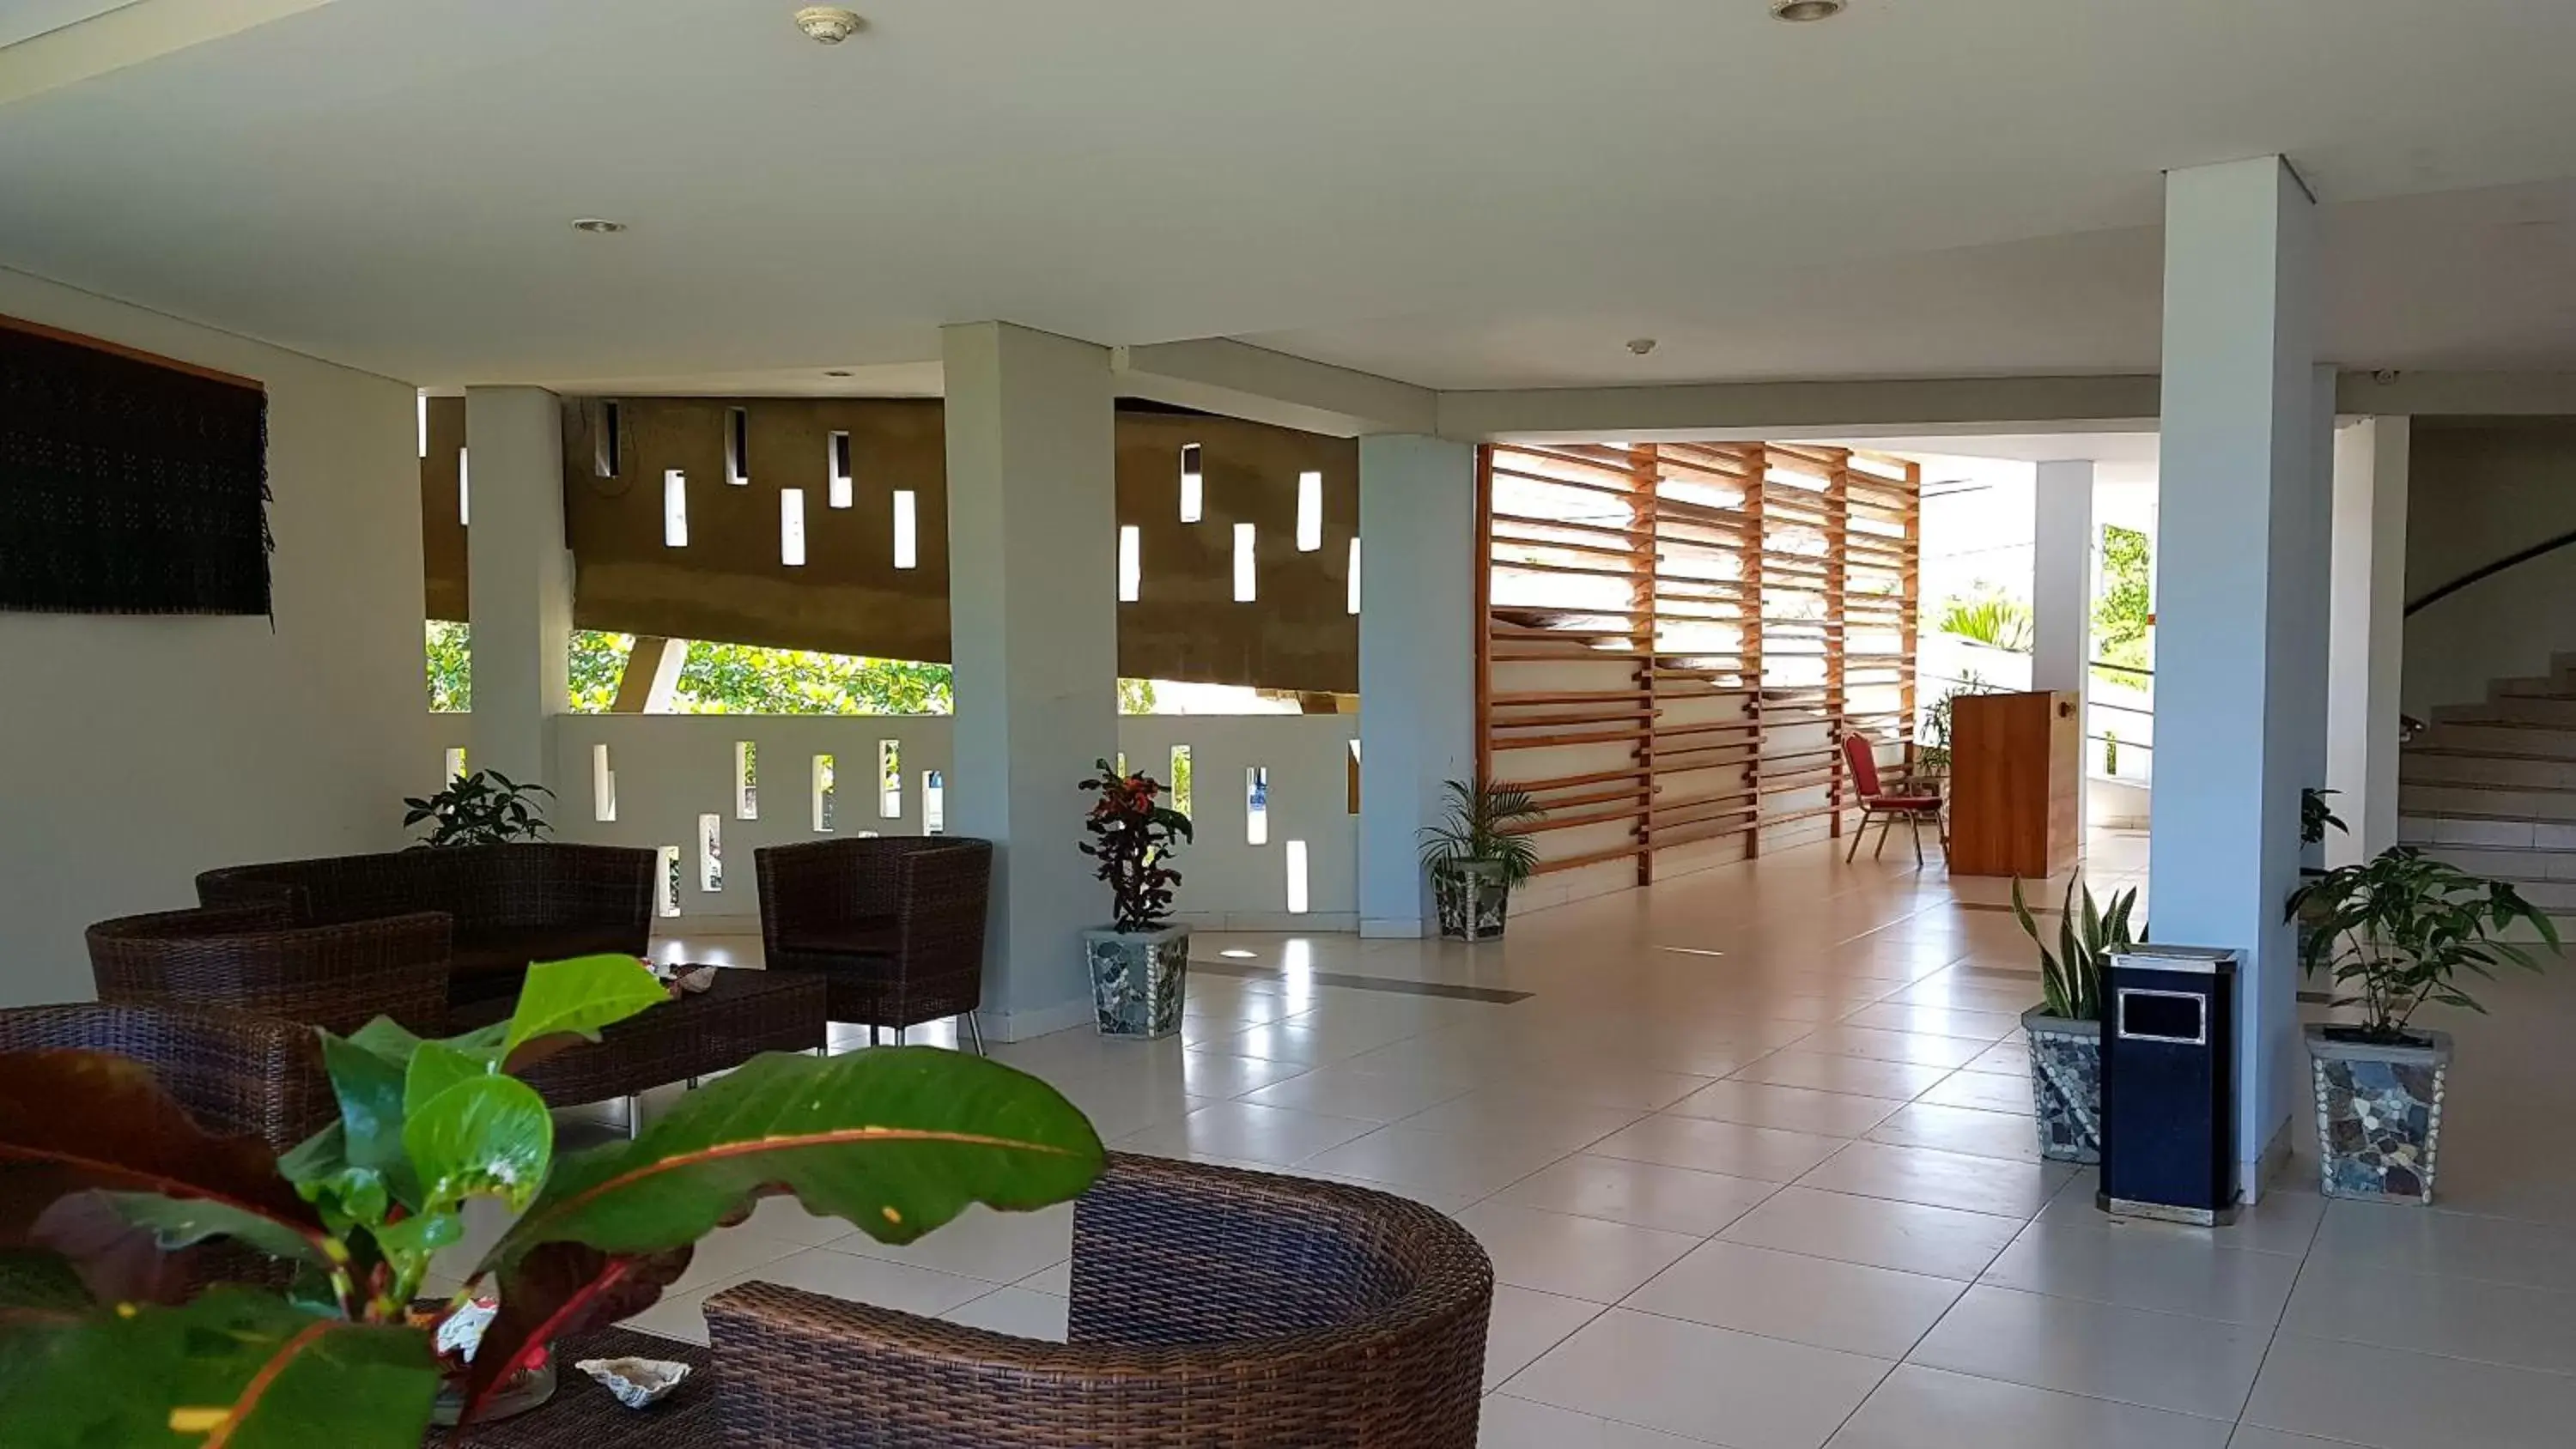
2093, 524, 2154, 686
1933, 586, 2034, 653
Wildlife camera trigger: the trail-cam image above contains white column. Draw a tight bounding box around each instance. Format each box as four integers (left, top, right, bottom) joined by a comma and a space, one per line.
1357, 435, 1478, 937
2033, 460, 2096, 829
943, 322, 1118, 1039
2148, 156, 2326, 1200
462, 386, 570, 790
2327, 417, 2411, 864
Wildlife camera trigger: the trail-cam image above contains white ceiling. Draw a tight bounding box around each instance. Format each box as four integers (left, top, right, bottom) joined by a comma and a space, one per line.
0, 1, 142, 51
3, 0, 2575, 392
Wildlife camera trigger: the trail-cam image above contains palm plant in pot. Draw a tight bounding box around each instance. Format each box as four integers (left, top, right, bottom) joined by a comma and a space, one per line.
1419, 779, 1543, 943
1078, 758, 1194, 1039
0, 953, 1102, 1444
2011, 876, 2141, 1164
2287, 846, 2557, 1203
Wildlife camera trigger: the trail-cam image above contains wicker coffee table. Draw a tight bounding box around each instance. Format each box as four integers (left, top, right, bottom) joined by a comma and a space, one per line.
451, 966, 826, 1125
422, 1327, 715, 1447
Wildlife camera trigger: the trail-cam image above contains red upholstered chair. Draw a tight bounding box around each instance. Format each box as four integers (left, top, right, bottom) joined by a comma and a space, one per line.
1839, 731, 1947, 865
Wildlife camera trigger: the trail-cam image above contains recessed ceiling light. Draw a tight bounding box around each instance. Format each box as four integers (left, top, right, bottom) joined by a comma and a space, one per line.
1771, 0, 1846, 19
571, 218, 627, 234
1626, 337, 1660, 356
794, 5, 865, 44
823, 369, 854, 378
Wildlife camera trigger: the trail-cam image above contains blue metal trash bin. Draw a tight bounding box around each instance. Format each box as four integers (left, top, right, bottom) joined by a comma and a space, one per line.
2099, 946, 2239, 1226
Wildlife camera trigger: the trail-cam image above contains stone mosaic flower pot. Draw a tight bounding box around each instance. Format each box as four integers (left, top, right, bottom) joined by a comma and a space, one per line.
2022, 1007, 2103, 1164
2309, 1024, 2451, 1204
1433, 861, 1510, 943
1084, 925, 1189, 1039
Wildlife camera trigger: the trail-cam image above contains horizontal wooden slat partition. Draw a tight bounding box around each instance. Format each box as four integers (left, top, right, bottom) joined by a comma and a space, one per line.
1476, 441, 1920, 889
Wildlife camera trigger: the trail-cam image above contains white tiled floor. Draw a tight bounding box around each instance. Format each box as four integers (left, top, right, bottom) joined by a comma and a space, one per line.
601, 825, 2576, 1447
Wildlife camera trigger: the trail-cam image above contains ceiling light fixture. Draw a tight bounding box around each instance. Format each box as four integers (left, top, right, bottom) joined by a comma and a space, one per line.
571, 218, 627, 234
794, 5, 865, 43
1627, 337, 1660, 356
1770, 0, 1846, 20
823, 369, 854, 378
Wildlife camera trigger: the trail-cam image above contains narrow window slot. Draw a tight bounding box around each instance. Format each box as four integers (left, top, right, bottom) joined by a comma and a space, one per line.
1233, 523, 1257, 602
726, 406, 750, 486
1118, 525, 1141, 603
878, 739, 902, 819
593, 743, 617, 822
828, 431, 854, 509
922, 770, 945, 834
892, 490, 919, 568
1285, 840, 1309, 914
664, 470, 690, 547
1296, 470, 1323, 551
1169, 745, 1193, 818
813, 754, 835, 833
699, 814, 724, 892
1245, 765, 1269, 846
1179, 443, 1204, 523
735, 741, 758, 821
781, 488, 807, 566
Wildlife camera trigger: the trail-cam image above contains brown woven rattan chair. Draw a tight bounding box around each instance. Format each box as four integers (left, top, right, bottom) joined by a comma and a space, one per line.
705, 1153, 1493, 1448
197, 842, 654, 1008
88, 900, 452, 1037
754, 837, 993, 1052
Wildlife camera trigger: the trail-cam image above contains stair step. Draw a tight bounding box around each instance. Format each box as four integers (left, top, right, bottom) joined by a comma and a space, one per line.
2388, 841, 2576, 883
2494, 677, 2576, 701
2409, 723, 2576, 761
2401, 751, 2576, 791
2440, 695, 2576, 729
2399, 784, 2576, 822
2400, 814, 2576, 851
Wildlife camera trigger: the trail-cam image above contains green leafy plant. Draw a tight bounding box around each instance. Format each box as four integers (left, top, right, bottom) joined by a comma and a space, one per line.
2011, 877, 2142, 1022
1914, 674, 1989, 773
2301, 787, 2348, 850
1078, 759, 1194, 934
2286, 846, 2560, 1044
403, 769, 553, 847
1418, 779, 1545, 888
0, 955, 1103, 1445
1935, 589, 2033, 653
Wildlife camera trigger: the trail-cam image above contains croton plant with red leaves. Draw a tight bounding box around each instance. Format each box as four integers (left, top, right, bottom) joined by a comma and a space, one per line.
0, 955, 1103, 1446
1078, 757, 1194, 934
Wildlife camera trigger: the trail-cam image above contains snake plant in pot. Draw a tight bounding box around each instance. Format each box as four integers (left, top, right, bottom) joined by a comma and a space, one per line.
2287, 846, 2557, 1203
0, 954, 1103, 1445
1419, 779, 1543, 942
1078, 758, 1195, 1039
2012, 876, 2142, 1164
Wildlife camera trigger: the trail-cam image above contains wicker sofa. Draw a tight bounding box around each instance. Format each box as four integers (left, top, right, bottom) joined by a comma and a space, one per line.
705, 1154, 1494, 1447
88, 900, 451, 1036
197, 842, 655, 1008
0, 1000, 337, 1152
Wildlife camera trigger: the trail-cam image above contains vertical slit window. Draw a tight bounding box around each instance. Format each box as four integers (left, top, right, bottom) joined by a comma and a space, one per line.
444, 747, 467, 784
892, 490, 919, 569
1285, 840, 1309, 914
698, 815, 723, 892
812, 754, 835, 833
1118, 524, 1141, 602
922, 770, 945, 834
735, 741, 758, 820
828, 431, 854, 509
597, 400, 623, 477
664, 470, 690, 547
1346, 739, 1361, 814
1347, 538, 1362, 615
726, 407, 750, 486
1168, 745, 1193, 819
1297, 470, 1323, 551
458, 448, 471, 526
1233, 523, 1257, 602
781, 488, 807, 566
592, 743, 616, 822
656, 846, 682, 918
1179, 443, 1204, 523
1245, 766, 1269, 846
878, 739, 902, 819
417, 394, 428, 460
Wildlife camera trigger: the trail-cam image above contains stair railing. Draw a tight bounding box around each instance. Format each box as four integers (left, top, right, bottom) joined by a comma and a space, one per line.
2405, 526, 2576, 617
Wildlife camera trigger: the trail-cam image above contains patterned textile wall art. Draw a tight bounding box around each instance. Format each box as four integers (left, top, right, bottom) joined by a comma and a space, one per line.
0, 316, 270, 617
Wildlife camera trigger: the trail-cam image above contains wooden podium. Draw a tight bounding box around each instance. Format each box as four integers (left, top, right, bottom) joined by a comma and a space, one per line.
1947, 690, 2081, 879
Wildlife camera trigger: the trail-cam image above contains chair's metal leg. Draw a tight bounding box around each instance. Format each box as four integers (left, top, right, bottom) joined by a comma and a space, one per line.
1874, 815, 1893, 859
1910, 814, 1925, 867
685, 1075, 701, 1090
890, 1025, 904, 1046
626, 1094, 644, 1141
1846, 811, 1867, 863
869, 1025, 880, 1047
963, 1012, 987, 1055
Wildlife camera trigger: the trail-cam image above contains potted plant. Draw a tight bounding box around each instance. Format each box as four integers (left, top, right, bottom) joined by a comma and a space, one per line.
1078, 758, 1194, 1039
2287, 846, 2558, 1203
0, 954, 1101, 1442
2011, 876, 2141, 1164
404, 768, 554, 847
1418, 779, 1543, 943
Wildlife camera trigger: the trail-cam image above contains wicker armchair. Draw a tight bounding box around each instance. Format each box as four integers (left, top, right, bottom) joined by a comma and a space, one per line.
197, 842, 654, 1007
755, 837, 993, 1050
88, 900, 452, 1037
705, 1154, 1493, 1448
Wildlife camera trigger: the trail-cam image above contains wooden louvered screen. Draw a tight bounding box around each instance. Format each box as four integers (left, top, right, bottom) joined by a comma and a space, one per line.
1476, 442, 1920, 888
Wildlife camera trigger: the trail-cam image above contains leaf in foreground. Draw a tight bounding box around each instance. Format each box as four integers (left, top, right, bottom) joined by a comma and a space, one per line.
0, 1285, 437, 1449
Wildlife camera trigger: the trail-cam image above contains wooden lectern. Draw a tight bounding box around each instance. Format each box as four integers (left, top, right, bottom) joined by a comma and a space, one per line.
1947, 690, 2081, 878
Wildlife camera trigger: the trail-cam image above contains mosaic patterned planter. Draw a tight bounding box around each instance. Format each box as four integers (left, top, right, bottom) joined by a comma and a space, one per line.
2309, 1024, 2451, 1204
1084, 925, 1189, 1040
2022, 1007, 2104, 1165
1433, 862, 1511, 943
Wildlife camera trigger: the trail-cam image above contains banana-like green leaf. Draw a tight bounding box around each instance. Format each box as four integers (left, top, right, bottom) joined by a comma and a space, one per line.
403, 1076, 552, 1215
482, 1047, 1103, 1271
403, 1040, 492, 1120
60, 1188, 328, 1270
316, 1030, 416, 1210
499, 955, 669, 1063
0, 1285, 438, 1449
0, 1051, 330, 1277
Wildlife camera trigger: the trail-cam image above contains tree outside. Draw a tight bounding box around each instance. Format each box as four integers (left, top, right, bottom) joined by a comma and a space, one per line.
2092, 524, 2154, 685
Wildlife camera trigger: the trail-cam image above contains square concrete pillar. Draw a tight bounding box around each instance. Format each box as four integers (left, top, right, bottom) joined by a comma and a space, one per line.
462, 386, 570, 791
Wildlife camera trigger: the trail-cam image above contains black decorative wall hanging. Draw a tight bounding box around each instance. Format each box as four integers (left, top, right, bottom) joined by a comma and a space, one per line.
0, 316, 270, 616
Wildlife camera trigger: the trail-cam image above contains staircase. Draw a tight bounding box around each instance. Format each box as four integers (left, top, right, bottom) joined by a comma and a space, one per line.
2400, 652, 2576, 918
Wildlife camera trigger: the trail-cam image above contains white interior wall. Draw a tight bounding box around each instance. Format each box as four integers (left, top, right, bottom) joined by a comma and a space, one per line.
532, 714, 1360, 933
0, 268, 424, 1006
2402, 419, 2576, 717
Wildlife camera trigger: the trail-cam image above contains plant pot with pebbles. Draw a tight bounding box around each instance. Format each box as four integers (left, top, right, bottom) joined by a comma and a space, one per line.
1078, 758, 1194, 1039
2011, 876, 2140, 1165
2288, 846, 2558, 1203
